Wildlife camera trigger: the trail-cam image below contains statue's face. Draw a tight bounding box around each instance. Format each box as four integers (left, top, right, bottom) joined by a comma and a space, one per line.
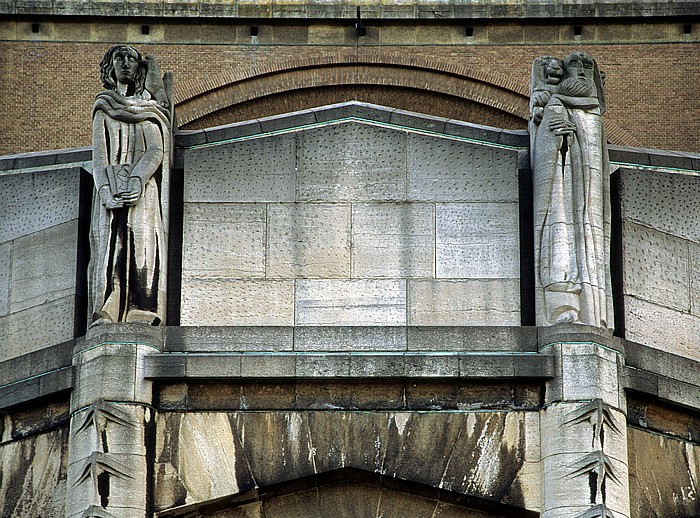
566, 54, 594, 84
112, 49, 139, 85
544, 59, 564, 84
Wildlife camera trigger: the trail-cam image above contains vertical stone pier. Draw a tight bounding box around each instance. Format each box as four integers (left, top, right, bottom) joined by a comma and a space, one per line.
539, 325, 630, 518
65, 324, 162, 518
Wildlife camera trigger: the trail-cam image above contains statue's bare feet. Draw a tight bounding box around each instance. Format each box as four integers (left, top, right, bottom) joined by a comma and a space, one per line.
555, 309, 578, 324
89, 317, 113, 328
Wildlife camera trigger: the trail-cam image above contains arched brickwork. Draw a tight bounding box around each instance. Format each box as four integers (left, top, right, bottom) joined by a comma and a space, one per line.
174, 49, 638, 146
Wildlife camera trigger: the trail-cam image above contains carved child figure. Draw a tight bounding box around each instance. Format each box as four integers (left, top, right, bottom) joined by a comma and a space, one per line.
88, 46, 172, 327
529, 52, 614, 331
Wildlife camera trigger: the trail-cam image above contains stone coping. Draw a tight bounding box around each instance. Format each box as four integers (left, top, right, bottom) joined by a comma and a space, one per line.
1, 324, 699, 412
2, 102, 700, 172
2, 0, 698, 19
176, 101, 530, 148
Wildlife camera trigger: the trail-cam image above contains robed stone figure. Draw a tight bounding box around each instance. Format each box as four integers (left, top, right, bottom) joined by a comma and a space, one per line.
529, 52, 614, 331
88, 46, 172, 327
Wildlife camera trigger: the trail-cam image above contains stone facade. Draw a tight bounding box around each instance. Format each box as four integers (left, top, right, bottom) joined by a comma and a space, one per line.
1, 3, 700, 514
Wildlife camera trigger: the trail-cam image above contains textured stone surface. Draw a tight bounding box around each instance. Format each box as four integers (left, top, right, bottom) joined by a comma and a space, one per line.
620, 168, 700, 243
628, 428, 700, 518
352, 203, 434, 278
296, 122, 407, 202
181, 280, 294, 326
182, 203, 265, 279
154, 410, 540, 512
435, 203, 519, 279
0, 427, 69, 518
407, 326, 537, 352
294, 326, 407, 352
407, 136, 518, 202
408, 279, 520, 325
165, 326, 293, 352
624, 296, 700, 362
184, 134, 297, 202
0, 297, 77, 362
0, 168, 83, 243
267, 203, 351, 278
295, 280, 406, 325
622, 220, 690, 311
7, 220, 79, 313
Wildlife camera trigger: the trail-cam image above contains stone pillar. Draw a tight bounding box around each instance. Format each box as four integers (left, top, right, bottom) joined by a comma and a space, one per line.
539, 325, 630, 518
65, 324, 162, 518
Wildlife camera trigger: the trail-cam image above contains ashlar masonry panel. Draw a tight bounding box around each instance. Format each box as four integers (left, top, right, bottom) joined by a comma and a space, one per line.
181, 116, 523, 328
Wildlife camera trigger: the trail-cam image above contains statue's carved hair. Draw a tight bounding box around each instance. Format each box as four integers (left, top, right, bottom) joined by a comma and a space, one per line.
100, 45, 147, 95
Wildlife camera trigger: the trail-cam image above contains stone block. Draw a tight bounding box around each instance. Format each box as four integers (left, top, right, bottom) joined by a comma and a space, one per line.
313, 102, 394, 124
388, 109, 448, 133
143, 354, 186, 379
182, 203, 265, 279
295, 279, 406, 326
351, 203, 434, 278
0, 167, 82, 243
622, 220, 690, 311
656, 377, 700, 410
187, 354, 241, 378
691, 241, 700, 317
295, 354, 350, 377
184, 134, 296, 202
407, 279, 520, 326
458, 354, 514, 378
258, 109, 317, 133
404, 354, 459, 377
165, 326, 293, 352
624, 296, 700, 361
620, 167, 700, 242
240, 353, 296, 377
407, 326, 538, 352
0, 297, 77, 362
180, 279, 294, 326
267, 203, 351, 278
348, 354, 407, 377
435, 203, 520, 278
541, 402, 627, 462
0, 241, 9, 315
294, 326, 407, 352
623, 339, 698, 386
8, 220, 78, 313
548, 342, 622, 408
296, 122, 407, 202
407, 135, 518, 202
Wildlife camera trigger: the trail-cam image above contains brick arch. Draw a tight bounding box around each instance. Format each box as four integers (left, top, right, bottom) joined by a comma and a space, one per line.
174, 50, 638, 146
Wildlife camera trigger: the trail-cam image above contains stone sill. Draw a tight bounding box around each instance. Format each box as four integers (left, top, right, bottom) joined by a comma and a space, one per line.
2, 1, 698, 19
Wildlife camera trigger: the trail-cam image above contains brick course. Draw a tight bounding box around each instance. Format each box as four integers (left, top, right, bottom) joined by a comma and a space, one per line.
1, 28, 698, 154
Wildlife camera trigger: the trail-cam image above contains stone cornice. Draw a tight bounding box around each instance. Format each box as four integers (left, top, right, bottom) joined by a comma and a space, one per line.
2, 1, 699, 19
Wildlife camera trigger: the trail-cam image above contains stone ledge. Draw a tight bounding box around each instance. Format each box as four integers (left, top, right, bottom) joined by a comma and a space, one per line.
2, 1, 698, 18
624, 367, 700, 411
143, 351, 554, 380
175, 101, 530, 149
0, 147, 91, 172
0, 366, 72, 410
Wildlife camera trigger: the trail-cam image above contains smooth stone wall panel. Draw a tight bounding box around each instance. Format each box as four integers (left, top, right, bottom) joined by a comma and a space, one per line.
351, 203, 434, 278
296, 122, 407, 202
182, 203, 266, 279
184, 134, 297, 202
408, 279, 520, 326
295, 279, 406, 326
181, 280, 294, 326
267, 203, 351, 278
436, 203, 520, 279
407, 135, 519, 202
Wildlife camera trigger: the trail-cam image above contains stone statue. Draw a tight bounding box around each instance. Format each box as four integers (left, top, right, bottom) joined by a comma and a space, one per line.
88, 46, 172, 327
529, 52, 614, 330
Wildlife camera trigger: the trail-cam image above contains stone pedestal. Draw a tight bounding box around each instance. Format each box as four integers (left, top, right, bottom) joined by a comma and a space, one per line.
539, 325, 630, 518
65, 324, 162, 518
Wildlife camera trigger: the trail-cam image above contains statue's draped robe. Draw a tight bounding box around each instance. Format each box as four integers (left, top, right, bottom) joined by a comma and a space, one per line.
89, 90, 170, 325
532, 93, 614, 330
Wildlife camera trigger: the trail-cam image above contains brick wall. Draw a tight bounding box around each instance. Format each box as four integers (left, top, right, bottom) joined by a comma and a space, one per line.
0, 21, 698, 155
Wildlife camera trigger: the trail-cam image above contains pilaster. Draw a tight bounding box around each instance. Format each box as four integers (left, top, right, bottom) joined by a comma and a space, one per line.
65, 324, 162, 518
539, 324, 630, 518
